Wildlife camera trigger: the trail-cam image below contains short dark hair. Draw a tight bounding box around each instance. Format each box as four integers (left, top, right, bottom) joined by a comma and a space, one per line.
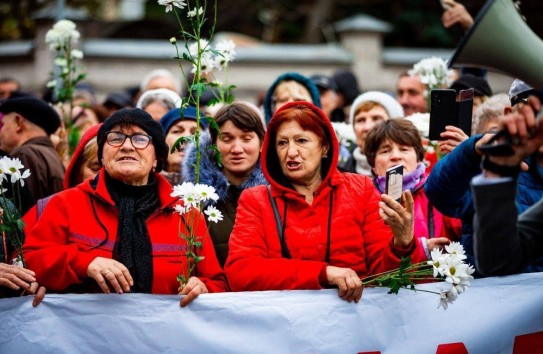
210, 102, 265, 144
363, 119, 425, 169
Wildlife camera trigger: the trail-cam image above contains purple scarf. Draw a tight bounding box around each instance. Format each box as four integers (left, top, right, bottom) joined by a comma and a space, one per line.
375, 162, 426, 194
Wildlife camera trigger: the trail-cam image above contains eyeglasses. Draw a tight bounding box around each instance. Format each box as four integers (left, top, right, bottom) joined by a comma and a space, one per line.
106, 131, 152, 149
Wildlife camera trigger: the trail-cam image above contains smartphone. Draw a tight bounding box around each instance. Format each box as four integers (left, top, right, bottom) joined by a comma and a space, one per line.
429, 89, 457, 141
385, 165, 403, 203
457, 88, 474, 137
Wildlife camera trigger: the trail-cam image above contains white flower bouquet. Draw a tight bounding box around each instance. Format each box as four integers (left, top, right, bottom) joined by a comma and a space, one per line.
159, 0, 235, 287
0, 156, 31, 267
361, 242, 474, 310
408, 56, 455, 110
45, 19, 86, 159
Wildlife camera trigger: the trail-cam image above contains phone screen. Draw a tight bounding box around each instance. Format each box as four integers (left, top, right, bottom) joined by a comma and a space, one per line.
385, 165, 403, 203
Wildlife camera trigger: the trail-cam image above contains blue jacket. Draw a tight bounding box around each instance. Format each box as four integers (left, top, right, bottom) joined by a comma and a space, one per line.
425, 135, 543, 273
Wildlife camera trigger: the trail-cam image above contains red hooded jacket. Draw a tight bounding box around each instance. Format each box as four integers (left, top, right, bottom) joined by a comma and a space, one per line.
225, 102, 423, 291
23, 170, 227, 294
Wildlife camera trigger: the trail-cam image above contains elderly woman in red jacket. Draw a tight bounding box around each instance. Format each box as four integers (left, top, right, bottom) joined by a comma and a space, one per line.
225, 102, 424, 303
23, 108, 227, 306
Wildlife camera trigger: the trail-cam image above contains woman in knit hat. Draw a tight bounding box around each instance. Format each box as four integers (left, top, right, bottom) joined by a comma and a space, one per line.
23, 108, 227, 306
263, 72, 321, 124
339, 91, 404, 175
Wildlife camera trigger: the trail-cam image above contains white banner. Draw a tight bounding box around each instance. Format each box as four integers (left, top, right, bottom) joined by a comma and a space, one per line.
1, 273, 542, 353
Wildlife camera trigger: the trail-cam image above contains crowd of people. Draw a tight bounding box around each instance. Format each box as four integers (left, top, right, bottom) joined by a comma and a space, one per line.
0, 0, 542, 309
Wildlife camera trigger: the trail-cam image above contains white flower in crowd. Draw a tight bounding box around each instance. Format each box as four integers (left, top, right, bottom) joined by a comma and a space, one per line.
54, 58, 68, 67
70, 49, 84, 59
45, 19, 80, 48
188, 39, 210, 59
445, 241, 467, 261
437, 287, 458, 310
408, 57, 454, 90
12, 257, 24, 268
204, 205, 223, 223
187, 6, 204, 18
173, 204, 188, 216
194, 184, 219, 203
157, 0, 187, 13
170, 37, 177, 44
0, 157, 9, 183
215, 40, 236, 69
427, 248, 446, 277
4, 158, 31, 186
46, 80, 57, 88
331, 122, 356, 145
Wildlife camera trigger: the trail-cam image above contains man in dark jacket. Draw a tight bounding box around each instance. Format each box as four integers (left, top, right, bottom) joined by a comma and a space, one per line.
471, 94, 543, 275
0, 97, 65, 214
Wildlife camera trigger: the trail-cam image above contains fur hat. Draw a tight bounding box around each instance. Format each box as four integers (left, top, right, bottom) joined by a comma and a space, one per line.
159, 106, 207, 134
97, 108, 169, 172
349, 91, 404, 125
0, 97, 61, 135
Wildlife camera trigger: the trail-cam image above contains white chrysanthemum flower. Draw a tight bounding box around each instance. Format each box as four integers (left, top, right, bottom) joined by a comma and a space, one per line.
195, 184, 219, 202
188, 39, 210, 58
170, 37, 177, 44
4, 157, 31, 186
214, 39, 236, 68
427, 248, 447, 277
193, 52, 216, 75
157, 0, 187, 13
46, 80, 57, 88
408, 56, 454, 91
171, 181, 195, 198
331, 122, 356, 145
174, 204, 189, 215
204, 205, 223, 223
437, 287, 458, 310
45, 20, 80, 46
0, 156, 10, 183
54, 58, 68, 67
443, 260, 471, 285
70, 49, 84, 59
187, 6, 204, 17
445, 241, 467, 261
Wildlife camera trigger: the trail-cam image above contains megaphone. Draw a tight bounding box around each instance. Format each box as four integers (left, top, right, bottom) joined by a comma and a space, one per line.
448, 0, 543, 89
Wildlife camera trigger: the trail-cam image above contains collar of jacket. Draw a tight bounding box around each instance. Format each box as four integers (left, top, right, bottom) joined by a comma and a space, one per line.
78, 169, 178, 210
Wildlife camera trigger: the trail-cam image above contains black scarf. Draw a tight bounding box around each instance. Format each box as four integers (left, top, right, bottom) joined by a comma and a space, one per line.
106, 172, 160, 293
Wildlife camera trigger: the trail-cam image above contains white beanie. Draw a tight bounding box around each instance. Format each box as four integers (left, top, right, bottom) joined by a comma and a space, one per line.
349, 91, 404, 125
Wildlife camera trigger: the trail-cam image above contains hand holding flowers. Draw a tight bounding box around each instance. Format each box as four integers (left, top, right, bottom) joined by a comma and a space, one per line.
0, 156, 46, 306
362, 242, 474, 310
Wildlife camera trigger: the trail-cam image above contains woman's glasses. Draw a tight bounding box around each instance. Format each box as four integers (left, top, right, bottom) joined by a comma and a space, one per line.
106, 131, 152, 149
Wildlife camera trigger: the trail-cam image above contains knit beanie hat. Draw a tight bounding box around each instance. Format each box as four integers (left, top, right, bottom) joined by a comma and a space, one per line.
263, 72, 322, 124
0, 97, 61, 135
332, 69, 360, 106
450, 74, 492, 97
159, 106, 207, 134
97, 108, 169, 172
349, 91, 404, 125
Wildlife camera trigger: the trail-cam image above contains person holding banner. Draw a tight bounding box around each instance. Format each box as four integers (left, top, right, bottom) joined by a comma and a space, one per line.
472, 94, 543, 275
23, 108, 227, 306
225, 102, 424, 303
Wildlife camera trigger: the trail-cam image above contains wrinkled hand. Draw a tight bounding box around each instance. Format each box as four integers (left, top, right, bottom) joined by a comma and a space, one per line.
487, 96, 543, 168
438, 125, 469, 154
0, 263, 46, 307
427, 237, 451, 253
87, 257, 133, 294
0, 262, 36, 291
380, 190, 415, 248
325, 266, 363, 303
441, 0, 474, 31
178, 276, 208, 307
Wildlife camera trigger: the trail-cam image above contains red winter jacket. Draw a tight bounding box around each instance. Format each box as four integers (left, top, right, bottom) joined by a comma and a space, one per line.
23, 170, 227, 294
225, 102, 423, 291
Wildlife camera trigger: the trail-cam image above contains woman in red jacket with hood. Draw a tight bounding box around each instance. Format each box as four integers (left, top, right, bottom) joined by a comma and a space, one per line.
225, 102, 424, 303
